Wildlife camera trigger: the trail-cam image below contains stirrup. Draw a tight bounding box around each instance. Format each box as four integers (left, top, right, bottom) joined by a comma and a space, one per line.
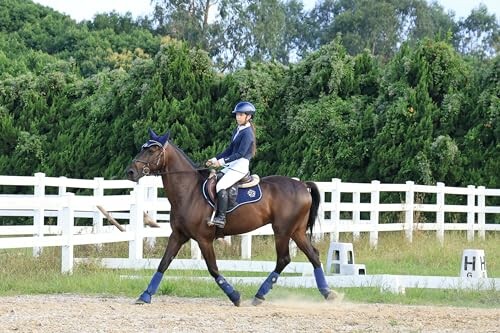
212, 216, 226, 228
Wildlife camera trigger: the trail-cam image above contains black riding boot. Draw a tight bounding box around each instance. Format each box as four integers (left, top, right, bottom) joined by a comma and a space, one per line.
228, 185, 238, 209
212, 189, 228, 228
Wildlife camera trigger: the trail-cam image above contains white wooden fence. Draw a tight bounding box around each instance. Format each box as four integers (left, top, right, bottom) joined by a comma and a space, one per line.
1, 173, 499, 275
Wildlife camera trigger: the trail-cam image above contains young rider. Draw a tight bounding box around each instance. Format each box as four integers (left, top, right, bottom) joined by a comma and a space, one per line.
206, 101, 257, 228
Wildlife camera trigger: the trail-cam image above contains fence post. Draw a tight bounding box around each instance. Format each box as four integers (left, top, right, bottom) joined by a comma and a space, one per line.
190, 240, 201, 259
58, 176, 67, 195
436, 182, 445, 245
330, 178, 341, 243
370, 180, 380, 248
477, 186, 486, 240
315, 181, 327, 239
33, 172, 46, 257
61, 193, 75, 274
144, 177, 158, 248
289, 239, 297, 258
129, 183, 145, 263
58, 176, 67, 231
241, 234, 252, 259
93, 177, 104, 249
353, 191, 360, 241
405, 181, 415, 243
467, 185, 475, 241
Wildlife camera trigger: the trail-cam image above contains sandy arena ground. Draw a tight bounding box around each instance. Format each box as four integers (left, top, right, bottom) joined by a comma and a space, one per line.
0, 294, 498, 332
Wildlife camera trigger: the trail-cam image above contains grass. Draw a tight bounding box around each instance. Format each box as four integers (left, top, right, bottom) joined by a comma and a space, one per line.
0, 231, 499, 308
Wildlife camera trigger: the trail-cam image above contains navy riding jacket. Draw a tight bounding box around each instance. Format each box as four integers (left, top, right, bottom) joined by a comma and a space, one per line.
216, 126, 255, 164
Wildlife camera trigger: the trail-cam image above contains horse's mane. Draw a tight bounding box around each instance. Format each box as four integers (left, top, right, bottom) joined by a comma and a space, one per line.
170, 141, 212, 179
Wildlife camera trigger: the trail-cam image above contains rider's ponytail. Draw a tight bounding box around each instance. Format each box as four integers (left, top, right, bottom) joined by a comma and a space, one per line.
250, 120, 257, 157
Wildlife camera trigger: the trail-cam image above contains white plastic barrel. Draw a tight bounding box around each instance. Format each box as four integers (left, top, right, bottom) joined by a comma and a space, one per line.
460, 249, 487, 278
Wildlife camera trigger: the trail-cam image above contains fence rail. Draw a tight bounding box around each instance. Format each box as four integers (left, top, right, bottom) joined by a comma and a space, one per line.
1, 173, 499, 274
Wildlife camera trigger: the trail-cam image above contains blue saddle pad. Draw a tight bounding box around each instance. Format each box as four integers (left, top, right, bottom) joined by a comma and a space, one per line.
202, 180, 262, 213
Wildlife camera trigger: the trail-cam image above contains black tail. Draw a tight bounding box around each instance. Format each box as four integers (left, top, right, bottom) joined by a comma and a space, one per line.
305, 181, 320, 238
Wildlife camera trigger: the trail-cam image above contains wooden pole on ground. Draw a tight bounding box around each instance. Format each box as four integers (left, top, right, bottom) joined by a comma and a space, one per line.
143, 212, 161, 228
96, 205, 125, 232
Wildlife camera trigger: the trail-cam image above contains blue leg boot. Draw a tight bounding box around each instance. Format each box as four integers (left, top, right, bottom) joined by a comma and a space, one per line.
314, 267, 340, 300
216, 275, 240, 306
252, 271, 280, 306
136, 271, 163, 304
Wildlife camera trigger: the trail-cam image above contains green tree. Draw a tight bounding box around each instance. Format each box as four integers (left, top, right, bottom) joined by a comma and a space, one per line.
302, 0, 458, 60
369, 39, 467, 184
459, 56, 499, 187
265, 39, 377, 181
457, 5, 499, 57
151, 0, 214, 49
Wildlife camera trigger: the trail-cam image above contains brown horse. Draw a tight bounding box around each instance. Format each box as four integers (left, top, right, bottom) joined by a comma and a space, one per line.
126, 129, 338, 306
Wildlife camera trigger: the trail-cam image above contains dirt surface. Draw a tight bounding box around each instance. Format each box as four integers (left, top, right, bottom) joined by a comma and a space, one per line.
0, 294, 498, 333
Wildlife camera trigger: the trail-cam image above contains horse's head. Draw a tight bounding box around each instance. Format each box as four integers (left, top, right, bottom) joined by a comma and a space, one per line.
126, 128, 170, 182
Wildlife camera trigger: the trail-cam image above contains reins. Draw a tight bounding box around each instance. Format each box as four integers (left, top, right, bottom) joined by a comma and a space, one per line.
133, 144, 209, 177
133, 139, 247, 178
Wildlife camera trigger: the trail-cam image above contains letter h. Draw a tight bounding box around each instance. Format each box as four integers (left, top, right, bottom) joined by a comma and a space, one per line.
463, 255, 476, 271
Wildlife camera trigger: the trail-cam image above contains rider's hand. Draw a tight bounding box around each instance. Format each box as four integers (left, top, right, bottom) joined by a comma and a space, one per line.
206, 157, 218, 167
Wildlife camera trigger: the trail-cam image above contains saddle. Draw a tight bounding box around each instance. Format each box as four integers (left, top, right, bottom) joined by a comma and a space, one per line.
205, 171, 261, 209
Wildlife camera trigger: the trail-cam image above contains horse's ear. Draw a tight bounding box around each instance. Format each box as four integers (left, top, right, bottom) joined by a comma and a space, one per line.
158, 131, 170, 146
148, 128, 159, 141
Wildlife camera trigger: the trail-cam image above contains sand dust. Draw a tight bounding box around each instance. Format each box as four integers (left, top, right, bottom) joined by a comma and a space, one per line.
0, 294, 498, 332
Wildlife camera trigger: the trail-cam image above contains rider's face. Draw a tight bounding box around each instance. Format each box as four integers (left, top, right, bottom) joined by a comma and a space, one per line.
235, 112, 250, 125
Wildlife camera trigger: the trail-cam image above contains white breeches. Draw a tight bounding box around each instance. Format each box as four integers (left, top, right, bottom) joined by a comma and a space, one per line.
216, 158, 249, 192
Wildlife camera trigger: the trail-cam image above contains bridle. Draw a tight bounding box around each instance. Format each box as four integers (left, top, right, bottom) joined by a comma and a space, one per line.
132, 141, 168, 177
132, 140, 209, 176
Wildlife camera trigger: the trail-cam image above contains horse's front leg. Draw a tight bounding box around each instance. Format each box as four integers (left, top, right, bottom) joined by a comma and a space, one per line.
136, 231, 189, 304
198, 239, 241, 306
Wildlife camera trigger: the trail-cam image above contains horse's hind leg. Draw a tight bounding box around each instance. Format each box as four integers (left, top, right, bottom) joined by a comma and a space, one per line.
252, 234, 291, 306
136, 231, 189, 304
292, 232, 340, 301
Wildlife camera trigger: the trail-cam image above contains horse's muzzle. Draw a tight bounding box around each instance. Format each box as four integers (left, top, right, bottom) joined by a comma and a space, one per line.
126, 168, 139, 182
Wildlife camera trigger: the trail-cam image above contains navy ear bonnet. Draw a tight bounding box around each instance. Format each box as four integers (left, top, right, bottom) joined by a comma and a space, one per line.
143, 128, 170, 148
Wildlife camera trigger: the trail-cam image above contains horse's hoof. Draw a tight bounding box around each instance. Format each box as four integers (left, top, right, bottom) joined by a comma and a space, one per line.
325, 290, 344, 302
136, 291, 152, 304
134, 298, 146, 304
229, 290, 241, 307
251, 297, 264, 306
